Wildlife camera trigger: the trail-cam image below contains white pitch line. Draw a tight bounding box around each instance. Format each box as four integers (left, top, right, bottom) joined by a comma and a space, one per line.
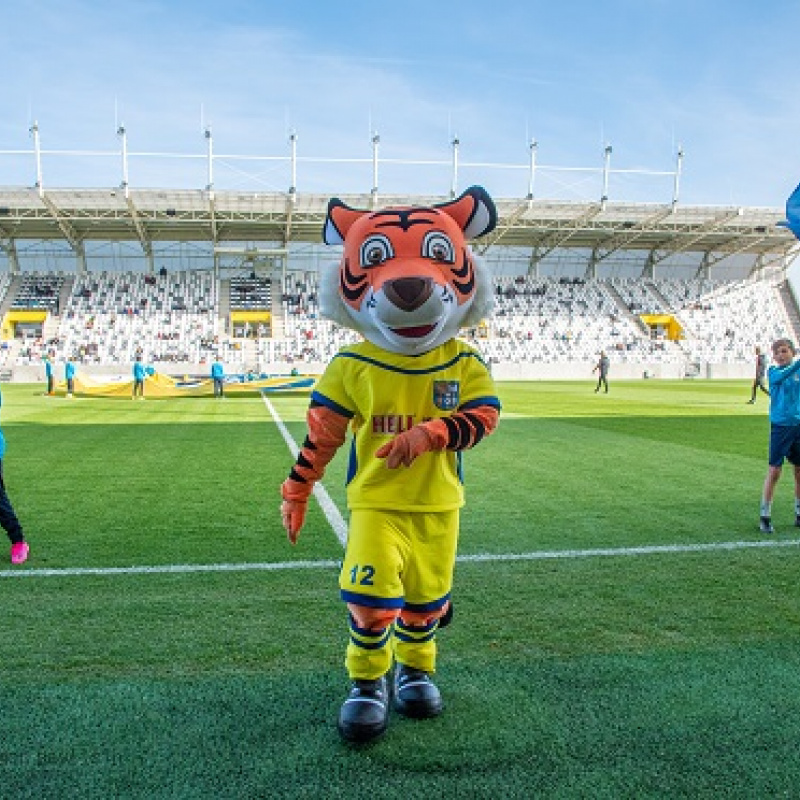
263, 394, 348, 546
3, 538, 800, 579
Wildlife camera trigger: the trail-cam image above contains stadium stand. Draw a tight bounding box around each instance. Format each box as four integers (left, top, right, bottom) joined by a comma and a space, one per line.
2, 268, 798, 381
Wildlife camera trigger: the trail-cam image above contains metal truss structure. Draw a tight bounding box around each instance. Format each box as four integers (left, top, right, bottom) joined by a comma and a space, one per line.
0, 186, 796, 279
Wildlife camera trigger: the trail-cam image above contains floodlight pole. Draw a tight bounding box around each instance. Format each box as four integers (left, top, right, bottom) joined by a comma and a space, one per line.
371, 132, 380, 207
30, 121, 43, 196
672, 146, 684, 208
117, 124, 129, 197
289, 131, 298, 201
527, 139, 538, 204
450, 136, 460, 199
601, 144, 612, 210
205, 126, 213, 191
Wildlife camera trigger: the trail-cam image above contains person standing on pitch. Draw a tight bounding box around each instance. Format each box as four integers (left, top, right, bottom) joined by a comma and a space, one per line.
132, 356, 146, 399
211, 358, 225, 398
593, 351, 610, 393
747, 346, 770, 404
0, 386, 29, 564
758, 338, 800, 534
65, 358, 76, 397
44, 354, 54, 395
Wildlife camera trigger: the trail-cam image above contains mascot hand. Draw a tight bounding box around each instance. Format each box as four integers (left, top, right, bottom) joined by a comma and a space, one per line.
281, 478, 312, 544
375, 422, 446, 469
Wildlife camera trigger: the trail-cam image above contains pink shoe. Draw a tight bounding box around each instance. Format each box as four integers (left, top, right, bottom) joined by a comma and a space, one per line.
10, 541, 29, 565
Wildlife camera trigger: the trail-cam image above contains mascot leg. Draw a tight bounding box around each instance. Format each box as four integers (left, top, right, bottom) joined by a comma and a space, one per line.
392, 603, 449, 718
337, 604, 398, 743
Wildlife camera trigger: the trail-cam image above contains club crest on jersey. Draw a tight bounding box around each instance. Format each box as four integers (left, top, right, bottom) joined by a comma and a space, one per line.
433, 381, 460, 410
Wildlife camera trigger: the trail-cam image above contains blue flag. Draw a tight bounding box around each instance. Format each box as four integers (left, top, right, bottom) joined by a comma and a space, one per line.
778, 181, 800, 239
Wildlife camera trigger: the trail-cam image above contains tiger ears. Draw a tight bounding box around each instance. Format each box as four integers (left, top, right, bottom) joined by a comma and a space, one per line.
322, 199, 365, 245
322, 185, 497, 245
434, 186, 497, 241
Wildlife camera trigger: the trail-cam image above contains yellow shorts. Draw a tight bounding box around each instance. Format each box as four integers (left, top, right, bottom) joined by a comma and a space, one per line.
339, 507, 459, 612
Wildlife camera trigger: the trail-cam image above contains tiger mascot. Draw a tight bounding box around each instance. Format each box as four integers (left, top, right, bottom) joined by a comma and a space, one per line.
280, 186, 501, 743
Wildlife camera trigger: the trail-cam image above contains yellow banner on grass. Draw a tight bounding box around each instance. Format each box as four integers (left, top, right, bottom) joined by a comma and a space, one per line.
54, 371, 315, 398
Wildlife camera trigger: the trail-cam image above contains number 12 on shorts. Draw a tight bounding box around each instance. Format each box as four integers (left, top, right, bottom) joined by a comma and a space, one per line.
349, 564, 375, 586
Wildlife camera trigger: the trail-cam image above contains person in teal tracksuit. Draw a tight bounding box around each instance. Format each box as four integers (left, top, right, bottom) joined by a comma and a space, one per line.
65, 359, 76, 396
0, 388, 28, 564
132, 357, 146, 399
211, 359, 225, 398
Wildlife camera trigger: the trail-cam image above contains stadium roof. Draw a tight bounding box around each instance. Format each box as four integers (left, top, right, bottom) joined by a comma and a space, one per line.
0, 187, 796, 270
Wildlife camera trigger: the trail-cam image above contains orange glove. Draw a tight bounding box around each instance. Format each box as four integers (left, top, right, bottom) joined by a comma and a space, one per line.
281, 478, 312, 544
280, 404, 350, 544
375, 420, 448, 468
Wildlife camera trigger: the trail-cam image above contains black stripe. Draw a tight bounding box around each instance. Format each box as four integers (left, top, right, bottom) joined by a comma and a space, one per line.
442, 416, 460, 449
288, 468, 308, 484
462, 411, 486, 444
303, 435, 317, 451
296, 452, 314, 470
452, 414, 473, 449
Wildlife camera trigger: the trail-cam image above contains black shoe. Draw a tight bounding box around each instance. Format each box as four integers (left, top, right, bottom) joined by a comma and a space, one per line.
393, 664, 443, 719
760, 516, 774, 534
337, 676, 389, 743
747, 400, 755, 404
795, 515, 800, 528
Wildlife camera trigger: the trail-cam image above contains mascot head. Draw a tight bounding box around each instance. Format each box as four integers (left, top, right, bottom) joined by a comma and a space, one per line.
319, 185, 497, 355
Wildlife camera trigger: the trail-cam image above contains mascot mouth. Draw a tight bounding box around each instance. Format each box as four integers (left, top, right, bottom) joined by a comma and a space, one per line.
390, 323, 438, 338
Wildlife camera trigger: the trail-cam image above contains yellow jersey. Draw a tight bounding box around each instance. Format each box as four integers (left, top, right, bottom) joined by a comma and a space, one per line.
312, 338, 500, 512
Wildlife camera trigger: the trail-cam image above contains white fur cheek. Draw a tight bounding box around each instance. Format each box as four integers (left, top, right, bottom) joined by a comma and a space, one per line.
460, 256, 495, 328
318, 263, 358, 329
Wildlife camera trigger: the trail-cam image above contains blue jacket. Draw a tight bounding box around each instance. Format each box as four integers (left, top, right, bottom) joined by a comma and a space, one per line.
65, 362, 75, 379
768, 358, 800, 425
133, 362, 146, 381
211, 362, 224, 379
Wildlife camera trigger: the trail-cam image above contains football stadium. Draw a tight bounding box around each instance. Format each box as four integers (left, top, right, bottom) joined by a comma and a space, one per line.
3, 133, 800, 798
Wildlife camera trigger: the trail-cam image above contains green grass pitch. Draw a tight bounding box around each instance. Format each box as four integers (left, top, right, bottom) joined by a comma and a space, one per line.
2, 380, 799, 798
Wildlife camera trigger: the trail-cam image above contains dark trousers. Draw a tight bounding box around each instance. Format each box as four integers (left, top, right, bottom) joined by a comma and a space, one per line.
133, 379, 144, 397
751, 377, 769, 401
213, 378, 224, 397
47, 375, 54, 394
0, 460, 23, 544
595, 375, 608, 393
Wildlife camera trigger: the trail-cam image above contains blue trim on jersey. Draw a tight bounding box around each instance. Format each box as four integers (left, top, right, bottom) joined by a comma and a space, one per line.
346, 439, 358, 486
332, 350, 487, 376
310, 390, 354, 418
460, 395, 502, 411
402, 592, 451, 613
340, 589, 405, 609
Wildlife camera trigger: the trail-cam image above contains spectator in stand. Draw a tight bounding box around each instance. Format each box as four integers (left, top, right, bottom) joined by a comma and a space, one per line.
0, 386, 29, 564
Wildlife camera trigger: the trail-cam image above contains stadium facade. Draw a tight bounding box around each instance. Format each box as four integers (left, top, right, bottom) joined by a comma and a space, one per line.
1, 135, 798, 383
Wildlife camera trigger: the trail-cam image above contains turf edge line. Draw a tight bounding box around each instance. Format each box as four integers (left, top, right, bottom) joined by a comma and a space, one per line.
3, 539, 800, 579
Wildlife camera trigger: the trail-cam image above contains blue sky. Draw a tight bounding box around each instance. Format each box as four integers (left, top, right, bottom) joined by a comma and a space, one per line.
1, 0, 799, 208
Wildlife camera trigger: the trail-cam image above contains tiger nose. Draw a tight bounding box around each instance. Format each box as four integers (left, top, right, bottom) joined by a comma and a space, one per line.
383, 277, 433, 311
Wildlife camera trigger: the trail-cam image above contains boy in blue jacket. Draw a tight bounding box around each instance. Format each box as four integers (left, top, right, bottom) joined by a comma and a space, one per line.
759, 338, 800, 534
